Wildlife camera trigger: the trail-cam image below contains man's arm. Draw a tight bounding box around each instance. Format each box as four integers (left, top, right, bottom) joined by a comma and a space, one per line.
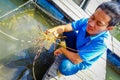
46, 23, 73, 36
54, 47, 83, 64
46, 24, 82, 64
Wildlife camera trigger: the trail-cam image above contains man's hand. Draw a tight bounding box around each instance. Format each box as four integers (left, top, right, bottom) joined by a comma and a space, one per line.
45, 28, 59, 37
54, 48, 63, 56
55, 47, 83, 64
45, 24, 73, 37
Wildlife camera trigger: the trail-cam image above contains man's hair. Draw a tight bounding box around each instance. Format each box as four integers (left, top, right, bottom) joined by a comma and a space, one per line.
97, 1, 120, 26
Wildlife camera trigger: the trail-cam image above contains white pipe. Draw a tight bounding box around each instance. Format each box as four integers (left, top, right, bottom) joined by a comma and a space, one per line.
0, 29, 19, 41
0, 0, 32, 19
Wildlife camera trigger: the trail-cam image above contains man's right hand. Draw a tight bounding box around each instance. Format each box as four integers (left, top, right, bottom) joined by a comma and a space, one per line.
45, 24, 73, 37
45, 28, 59, 37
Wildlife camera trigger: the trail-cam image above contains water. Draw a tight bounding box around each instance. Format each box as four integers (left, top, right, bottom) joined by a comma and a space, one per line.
106, 64, 120, 80
0, 0, 28, 17
110, 26, 120, 41
0, 0, 62, 80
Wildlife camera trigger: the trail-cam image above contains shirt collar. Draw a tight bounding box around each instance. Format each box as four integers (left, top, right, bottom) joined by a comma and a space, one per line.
89, 31, 109, 40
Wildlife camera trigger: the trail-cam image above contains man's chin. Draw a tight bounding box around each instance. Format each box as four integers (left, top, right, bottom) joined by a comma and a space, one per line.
86, 29, 92, 34
86, 30, 95, 36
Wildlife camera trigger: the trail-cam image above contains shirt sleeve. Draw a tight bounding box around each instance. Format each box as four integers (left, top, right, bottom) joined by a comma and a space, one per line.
78, 40, 107, 61
71, 18, 88, 31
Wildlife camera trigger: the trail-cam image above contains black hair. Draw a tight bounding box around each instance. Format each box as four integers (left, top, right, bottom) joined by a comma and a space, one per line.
97, 1, 120, 26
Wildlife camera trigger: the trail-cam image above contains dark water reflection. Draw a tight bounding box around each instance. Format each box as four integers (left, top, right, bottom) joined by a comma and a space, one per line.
4, 47, 55, 80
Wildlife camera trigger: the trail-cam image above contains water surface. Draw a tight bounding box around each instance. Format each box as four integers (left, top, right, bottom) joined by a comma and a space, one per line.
0, 1, 61, 80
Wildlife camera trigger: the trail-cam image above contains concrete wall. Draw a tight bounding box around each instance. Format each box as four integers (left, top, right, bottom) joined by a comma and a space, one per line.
84, 0, 111, 16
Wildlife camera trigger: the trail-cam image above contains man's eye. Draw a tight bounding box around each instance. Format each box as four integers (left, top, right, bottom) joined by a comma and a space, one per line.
97, 22, 104, 26
90, 16, 95, 20
97, 23, 102, 26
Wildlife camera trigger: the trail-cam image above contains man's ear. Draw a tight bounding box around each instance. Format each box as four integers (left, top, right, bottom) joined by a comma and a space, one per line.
107, 26, 114, 30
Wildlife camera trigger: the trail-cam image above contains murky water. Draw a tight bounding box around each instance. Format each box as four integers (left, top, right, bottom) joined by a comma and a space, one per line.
106, 64, 120, 80
0, 0, 63, 80
0, 0, 28, 17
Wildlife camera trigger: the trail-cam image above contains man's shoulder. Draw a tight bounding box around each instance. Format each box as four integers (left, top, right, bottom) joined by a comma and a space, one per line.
78, 18, 88, 23
93, 31, 111, 47
103, 31, 111, 48
71, 18, 88, 30
93, 31, 111, 40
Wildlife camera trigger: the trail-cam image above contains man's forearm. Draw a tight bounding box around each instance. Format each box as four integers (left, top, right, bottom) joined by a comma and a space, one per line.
60, 47, 83, 64
53, 24, 73, 34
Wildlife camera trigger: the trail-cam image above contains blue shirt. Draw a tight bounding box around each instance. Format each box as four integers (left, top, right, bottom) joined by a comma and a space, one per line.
71, 18, 110, 68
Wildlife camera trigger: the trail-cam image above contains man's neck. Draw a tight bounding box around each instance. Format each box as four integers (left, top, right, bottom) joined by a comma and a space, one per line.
85, 31, 90, 37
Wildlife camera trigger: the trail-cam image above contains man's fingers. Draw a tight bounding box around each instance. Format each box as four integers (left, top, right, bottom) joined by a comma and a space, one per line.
52, 31, 58, 37
45, 29, 55, 34
45, 29, 59, 38
54, 48, 62, 56
45, 29, 51, 34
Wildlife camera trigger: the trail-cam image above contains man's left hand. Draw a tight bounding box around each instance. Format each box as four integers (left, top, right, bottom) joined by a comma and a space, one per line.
54, 47, 63, 56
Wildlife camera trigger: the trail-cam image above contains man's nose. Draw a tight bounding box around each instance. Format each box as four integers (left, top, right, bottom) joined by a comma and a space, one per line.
89, 20, 95, 27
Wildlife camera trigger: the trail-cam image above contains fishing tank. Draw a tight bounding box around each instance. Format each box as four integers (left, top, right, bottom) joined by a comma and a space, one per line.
0, 0, 67, 80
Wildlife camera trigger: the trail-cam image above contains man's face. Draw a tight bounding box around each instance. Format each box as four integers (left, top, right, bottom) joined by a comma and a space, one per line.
87, 8, 113, 36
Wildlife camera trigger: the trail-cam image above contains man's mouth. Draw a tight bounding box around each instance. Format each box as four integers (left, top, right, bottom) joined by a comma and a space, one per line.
87, 26, 93, 31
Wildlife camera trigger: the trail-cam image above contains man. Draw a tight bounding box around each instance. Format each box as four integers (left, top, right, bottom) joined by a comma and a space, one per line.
46, 1, 120, 75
